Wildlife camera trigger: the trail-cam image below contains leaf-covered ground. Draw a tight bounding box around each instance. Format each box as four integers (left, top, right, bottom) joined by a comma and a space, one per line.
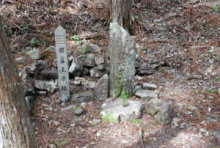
1, 0, 220, 147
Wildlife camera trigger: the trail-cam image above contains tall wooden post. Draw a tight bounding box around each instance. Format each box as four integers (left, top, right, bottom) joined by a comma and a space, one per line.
0, 19, 36, 148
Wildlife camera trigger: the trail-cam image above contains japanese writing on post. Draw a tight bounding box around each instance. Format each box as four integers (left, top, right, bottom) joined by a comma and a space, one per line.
55, 26, 70, 102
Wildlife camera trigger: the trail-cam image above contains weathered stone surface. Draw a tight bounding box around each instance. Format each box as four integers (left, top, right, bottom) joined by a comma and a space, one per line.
134, 84, 142, 93
95, 122, 142, 148
74, 106, 85, 116
73, 77, 83, 85
83, 80, 96, 89
34, 80, 57, 93
101, 99, 143, 122
95, 55, 105, 65
73, 77, 96, 89
145, 98, 173, 125
213, 129, 220, 145
25, 96, 35, 111
78, 53, 96, 67
109, 22, 136, 98
80, 41, 102, 53
90, 67, 104, 78
142, 83, 157, 90
68, 56, 82, 74
73, 91, 95, 103
15, 56, 28, 65
96, 64, 105, 71
37, 68, 58, 80
89, 119, 101, 125
136, 63, 157, 75
61, 105, 76, 111
26, 48, 40, 60
168, 131, 211, 148
95, 74, 109, 100
171, 117, 181, 128
135, 89, 158, 100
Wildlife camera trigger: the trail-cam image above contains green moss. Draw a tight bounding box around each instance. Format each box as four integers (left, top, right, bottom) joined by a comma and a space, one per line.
20, 23, 31, 32
80, 46, 91, 54
70, 35, 80, 41
72, 106, 81, 111
119, 90, 130, 107
215, 55, 220, 62
70, 35, 82, 45
211, 5, 219, 12
215, 77, 220, 82
102, 113, 118, 123
30, 37, 41, 47
119, 90, 130, 99
0, 24, 12, 36
206, 88, 218, 94
130, 119, 142, 124
159, 68, 166, 73
54, 138, 70, 147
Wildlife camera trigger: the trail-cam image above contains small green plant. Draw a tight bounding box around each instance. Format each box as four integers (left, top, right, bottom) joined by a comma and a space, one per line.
80, 46, 91, 54
70, 35, 82, 45
20, 23, 31, 32
72, 106, 81, 111
212, 5, 219, 12
119, 91, 130, 107
41, 40, 49, 47
119, 90, 129, 99
54, 138, 70, 147
159, 68, 166, 73
207, 88, 218, 94
214, 55, 220, 62
130, 119, 142, 124
0, 24, 12, 36
215, 77, 220, 82
102, 113, 118, 123
30, 37, 40, 47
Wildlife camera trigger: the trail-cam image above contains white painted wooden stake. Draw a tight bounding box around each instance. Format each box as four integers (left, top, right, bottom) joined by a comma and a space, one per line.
55, 26, 70, 102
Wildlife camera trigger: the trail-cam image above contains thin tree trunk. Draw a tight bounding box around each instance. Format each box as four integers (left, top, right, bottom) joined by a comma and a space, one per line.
111, 0, 132, 33
0, 18, 36, 148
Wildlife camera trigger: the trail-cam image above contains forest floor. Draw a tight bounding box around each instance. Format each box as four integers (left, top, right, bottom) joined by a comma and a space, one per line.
1, 0, 220, 147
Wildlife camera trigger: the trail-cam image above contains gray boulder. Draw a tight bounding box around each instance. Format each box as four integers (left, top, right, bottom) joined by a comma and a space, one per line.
95, 74, 109, 100
80, 41, 102, 53
135, 89, 158, 100
26, 48, 40, 60
142, 83, 157, 90
90, 67, 104, 78
101, 99, 144, 123
73, 77, 96, 89
136, 63, 157, 75
68, 56, 83, 75
74, 106, 85, 116
73, 91, 95, 103
96, 64, 105, 71
95, 55, 105, 65
145, 98, 173, 125
78, 53, 96, 67
34, 80, 57, 93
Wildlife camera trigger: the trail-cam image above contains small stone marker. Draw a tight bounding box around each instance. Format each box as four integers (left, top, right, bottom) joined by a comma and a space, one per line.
55, 26, 70, 102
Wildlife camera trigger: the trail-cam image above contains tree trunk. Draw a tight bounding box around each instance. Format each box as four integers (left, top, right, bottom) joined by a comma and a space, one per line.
111, 0, 132, 33
0, 19, 36, 148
